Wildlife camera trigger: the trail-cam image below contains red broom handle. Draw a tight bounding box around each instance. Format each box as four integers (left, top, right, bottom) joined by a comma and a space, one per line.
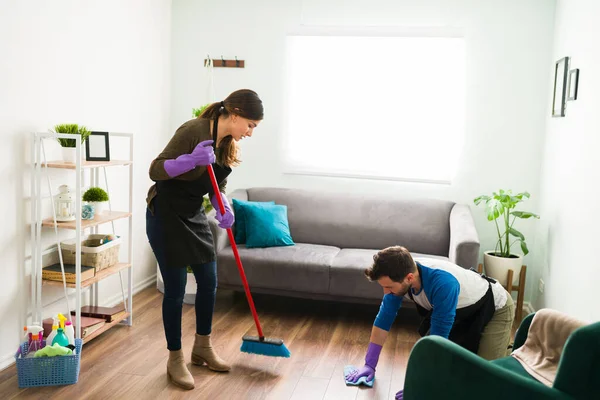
206, 165, 264, 339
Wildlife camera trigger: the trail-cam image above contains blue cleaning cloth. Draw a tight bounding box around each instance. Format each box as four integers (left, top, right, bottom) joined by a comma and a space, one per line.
344, 365, 374, 387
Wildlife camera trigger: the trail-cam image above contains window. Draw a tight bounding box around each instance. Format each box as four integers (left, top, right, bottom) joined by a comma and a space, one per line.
283, 33, 465, 184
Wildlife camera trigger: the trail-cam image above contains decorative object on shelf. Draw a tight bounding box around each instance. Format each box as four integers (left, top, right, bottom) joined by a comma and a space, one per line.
82, 187, 109, 215
54, 184, 76, 222
473, 190, 539, 287
54, 124, 91, 163
81, 204, 95, 220
85, 131, 110, 162
552, 56, 569, 117
61, 234, 122, 271
193, 103, 210, 118
567, 68, 579, 101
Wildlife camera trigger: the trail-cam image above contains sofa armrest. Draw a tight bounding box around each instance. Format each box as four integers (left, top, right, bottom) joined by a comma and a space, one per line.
554, 321, 600, 399
208, 188, 248, 253
448, 204, 480, 269
404, 336, 569, 400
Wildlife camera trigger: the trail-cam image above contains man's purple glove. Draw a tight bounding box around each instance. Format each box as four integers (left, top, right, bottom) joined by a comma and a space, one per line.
345, 364, 375, 383
345, 342, 382, 383
395, 389, 403, 400
211, 193, 234, 229
163, 140, 215, 178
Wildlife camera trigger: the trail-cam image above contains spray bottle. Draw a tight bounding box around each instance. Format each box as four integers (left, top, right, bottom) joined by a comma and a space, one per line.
46, 317, 59, 345
24, 326, 44, 356
52, 314, 69, 347
64, 320, 75, 346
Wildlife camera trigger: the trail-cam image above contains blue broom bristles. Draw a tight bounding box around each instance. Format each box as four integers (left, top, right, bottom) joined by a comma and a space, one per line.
240, 339, 291, 358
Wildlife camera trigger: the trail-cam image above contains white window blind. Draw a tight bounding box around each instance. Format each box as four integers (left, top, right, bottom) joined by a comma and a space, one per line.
283, 34, 465, 183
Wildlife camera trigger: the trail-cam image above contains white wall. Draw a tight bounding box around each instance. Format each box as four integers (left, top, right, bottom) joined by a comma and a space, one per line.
532, 0, 600, 322
171, 0, 555, 300
0, 0, 171, 369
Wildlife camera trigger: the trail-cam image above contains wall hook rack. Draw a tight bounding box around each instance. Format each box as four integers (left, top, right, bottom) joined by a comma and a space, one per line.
204, 55, 245, 68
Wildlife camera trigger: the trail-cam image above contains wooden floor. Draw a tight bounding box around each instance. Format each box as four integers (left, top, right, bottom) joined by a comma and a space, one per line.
0, 287, 426, 400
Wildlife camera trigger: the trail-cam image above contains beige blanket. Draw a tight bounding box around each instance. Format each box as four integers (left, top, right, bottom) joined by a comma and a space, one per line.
511, 308, 586, 386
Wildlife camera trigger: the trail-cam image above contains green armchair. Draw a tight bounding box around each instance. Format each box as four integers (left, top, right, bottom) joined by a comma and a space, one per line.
402, 312, 600, 400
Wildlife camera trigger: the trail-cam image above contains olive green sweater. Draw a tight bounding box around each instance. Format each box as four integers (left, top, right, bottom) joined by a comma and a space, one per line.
146, 118, 227, 209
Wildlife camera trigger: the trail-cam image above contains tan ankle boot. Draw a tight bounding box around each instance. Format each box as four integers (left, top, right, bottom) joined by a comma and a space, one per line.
167, 350, 195, 390
191, 334, 231, 372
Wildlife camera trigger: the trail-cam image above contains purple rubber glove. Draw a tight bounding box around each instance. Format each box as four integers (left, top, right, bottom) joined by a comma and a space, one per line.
211, 192, 234, 229
395, 389, 403, 400
163, 139, 215, 178
345, 342, 382, 383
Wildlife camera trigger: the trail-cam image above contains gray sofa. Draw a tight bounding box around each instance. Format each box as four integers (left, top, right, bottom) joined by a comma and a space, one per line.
208, 187, 480, 304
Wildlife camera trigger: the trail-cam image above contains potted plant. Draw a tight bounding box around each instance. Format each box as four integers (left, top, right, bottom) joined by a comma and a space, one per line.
54, 124, 91, 163
192, 103, 210, 118
82, 187, 109, 215
474, 190, 540, 287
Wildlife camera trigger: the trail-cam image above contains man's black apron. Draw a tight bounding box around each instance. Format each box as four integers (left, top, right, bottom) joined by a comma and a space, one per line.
407, 263, 497, 354
146, 119, 231, 268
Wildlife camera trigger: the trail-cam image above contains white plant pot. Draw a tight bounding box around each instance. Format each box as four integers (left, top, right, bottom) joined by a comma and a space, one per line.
61, 146, 85, 164
483, 251, 523, 288
89, 201, 107, 215
61, 147, 76, 164
156, 264, 196, 304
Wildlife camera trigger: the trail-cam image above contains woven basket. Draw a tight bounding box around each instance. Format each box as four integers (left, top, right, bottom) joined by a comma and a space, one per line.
61, 234, 121, 271
15, 339, 82, 388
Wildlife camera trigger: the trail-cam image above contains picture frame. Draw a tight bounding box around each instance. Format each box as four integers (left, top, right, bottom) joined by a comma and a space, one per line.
568, 68, 579, 101
552, 57, 569, 117
85, 131, 110, 161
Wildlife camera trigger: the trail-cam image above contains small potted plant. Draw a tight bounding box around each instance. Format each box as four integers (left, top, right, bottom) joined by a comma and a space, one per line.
54, 124, 91, 163
474, 190, 540, 287
82, 187, 109, 215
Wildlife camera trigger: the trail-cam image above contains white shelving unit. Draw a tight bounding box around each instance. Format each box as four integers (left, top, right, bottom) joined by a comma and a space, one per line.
29, 132, 134, 343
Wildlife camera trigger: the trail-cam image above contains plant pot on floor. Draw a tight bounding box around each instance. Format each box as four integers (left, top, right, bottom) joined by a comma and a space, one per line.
483, 251, 523, 288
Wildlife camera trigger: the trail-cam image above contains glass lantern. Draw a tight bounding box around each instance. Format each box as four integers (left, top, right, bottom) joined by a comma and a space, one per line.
54, 184, 76, 222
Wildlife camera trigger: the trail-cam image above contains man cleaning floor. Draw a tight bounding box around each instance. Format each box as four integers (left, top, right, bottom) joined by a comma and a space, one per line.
345, 246, 515, 400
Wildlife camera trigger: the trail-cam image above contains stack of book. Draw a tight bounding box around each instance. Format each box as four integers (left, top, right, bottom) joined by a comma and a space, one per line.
71, 304, 127, 324
42, 263, 95, 283
43, 315, 106, 340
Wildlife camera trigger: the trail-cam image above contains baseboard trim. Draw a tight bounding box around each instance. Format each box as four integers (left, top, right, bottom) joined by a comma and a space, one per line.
1, 351, 15, 371
105, 274, 157, 308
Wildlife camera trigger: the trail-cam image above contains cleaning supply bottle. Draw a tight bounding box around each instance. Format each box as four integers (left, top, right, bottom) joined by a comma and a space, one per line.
46, 318, 59, 346
64, 320, 75, 346
52, 314, 69, 347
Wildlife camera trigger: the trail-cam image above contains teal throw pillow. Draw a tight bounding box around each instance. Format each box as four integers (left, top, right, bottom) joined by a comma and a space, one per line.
232, 198, 274, 244
244, 203, 295, 249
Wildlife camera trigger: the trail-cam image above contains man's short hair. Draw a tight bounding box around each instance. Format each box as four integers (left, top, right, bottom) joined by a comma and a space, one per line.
364, 246, 417, 282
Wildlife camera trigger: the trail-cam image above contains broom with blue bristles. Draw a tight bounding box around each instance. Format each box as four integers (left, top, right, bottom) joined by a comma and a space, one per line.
207, 165, 291, 358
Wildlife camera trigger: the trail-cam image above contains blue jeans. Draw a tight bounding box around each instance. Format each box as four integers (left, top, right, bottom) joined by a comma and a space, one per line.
158, 261, 217, 351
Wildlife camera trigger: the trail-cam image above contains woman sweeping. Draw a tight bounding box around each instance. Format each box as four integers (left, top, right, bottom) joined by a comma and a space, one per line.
146, 89, 263, 390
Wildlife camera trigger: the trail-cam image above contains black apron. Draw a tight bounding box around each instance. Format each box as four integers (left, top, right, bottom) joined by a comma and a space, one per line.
408, 263, 497, 354
146, 119, 231, 268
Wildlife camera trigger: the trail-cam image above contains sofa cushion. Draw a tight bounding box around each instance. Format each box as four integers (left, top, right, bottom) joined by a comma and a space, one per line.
329, 249, 450, 299
244, 203, 295, 248
247, 187, 455, 257
217, 243, 340, 294
232, 198, 275, 244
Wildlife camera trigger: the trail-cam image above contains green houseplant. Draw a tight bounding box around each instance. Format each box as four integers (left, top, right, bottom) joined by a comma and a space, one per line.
83, 187, 109, 216
474, 190, 539, 287
192, 103, 210, 118
54, 123, 91, 163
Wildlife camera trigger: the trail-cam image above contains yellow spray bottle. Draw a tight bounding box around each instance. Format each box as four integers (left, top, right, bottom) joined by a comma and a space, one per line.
52, 313, 69, 347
